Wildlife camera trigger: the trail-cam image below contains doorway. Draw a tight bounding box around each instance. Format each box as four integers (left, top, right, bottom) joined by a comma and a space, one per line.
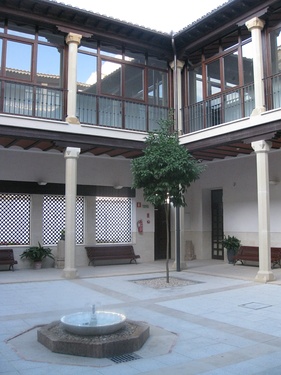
211, 189, 224, 260
154, 205, 170, 260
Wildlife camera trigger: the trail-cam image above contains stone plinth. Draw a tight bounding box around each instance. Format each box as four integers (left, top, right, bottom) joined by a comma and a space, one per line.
37, 320, 149, 358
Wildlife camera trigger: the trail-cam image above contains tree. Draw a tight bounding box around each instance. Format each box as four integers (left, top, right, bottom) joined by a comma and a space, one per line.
131, 117, 205, 282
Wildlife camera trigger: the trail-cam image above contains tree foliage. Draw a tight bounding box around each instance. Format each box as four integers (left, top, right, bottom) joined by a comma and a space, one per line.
132, 118, 205, 208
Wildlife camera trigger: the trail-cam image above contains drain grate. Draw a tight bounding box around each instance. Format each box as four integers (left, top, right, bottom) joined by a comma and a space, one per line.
110, 353, 142, 363
239, 302, 272, 310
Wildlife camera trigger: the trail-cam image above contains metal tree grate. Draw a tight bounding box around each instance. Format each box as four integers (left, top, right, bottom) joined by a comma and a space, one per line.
109, 353, 142, 363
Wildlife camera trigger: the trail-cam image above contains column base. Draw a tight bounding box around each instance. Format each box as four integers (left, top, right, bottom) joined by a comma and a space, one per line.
255, 270, 275, 283
171, 260, 188, 270
62, 267, 79, 279
66, 116, 80, 124
251, 106, 266, 116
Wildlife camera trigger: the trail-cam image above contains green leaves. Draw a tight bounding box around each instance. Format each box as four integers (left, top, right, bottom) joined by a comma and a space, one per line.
132, 116, 205, 208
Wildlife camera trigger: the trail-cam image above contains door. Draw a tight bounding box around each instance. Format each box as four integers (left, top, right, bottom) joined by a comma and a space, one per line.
154, 205, 170, 260
211, 189, 224, 260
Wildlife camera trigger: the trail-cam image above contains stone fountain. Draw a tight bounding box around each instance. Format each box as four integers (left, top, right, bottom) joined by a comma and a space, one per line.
37, 304, 150, 358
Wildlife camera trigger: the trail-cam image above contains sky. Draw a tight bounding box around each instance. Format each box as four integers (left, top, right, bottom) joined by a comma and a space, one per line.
59, 0, 228, 33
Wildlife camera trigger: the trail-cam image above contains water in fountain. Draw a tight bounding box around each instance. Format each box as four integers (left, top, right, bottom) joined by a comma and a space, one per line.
60, 304, 126, 335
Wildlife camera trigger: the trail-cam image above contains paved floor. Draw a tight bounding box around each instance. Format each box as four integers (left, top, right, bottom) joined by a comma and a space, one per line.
1, 260, 281, 374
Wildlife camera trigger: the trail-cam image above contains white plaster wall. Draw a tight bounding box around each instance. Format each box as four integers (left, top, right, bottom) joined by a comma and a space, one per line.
185, 149, 281, 260
0, 147, 154, 268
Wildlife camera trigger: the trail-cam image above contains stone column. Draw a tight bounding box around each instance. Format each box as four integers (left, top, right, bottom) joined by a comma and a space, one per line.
65, 32, 82, 124
172, 206, 187, 270
246, 17, 266, 115
169, 60, 185, 134
251, 140, 274, 282
63, 147, 80, 279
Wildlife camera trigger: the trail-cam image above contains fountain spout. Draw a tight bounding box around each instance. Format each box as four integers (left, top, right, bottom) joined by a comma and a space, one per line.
90, 304, 97, 325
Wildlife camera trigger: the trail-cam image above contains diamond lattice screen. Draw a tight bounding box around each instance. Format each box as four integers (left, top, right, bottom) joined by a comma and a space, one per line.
96, 197, 132, 243
43, 195, 84, 245
0, 194, 31, 245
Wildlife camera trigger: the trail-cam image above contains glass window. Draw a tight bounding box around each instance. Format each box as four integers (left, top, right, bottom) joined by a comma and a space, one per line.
0, 194, 30, 246
147, 56, 167, 69
124, 50, 145, 64
224, 51, 239, 89
96, 197, 132, 244
43, 195, 84, 245
222, 31, 238, 51
147, 69, 168, 106
100, 43, 122, 58
79, 42, 97, 53
206, 60, 221, 95
101, 60, 121, 96
6, 41, 32, 80
242, 41, 254, 84
7, 22, 35, 39
36, 44, 62, 87
124, 65, 144, 99
0, 39, 2, 72
270, 28, 281, 75
38, 30, 64, 45
77, 52, 97, 93
189, 66, 203, 104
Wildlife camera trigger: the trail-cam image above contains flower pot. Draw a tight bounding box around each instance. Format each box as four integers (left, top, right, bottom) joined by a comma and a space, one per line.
227, 249, 236, 264
34, 261, 42, 269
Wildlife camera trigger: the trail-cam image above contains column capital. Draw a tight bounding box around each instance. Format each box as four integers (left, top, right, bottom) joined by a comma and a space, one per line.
246, 17, 265, 31
169, 60, 185, 71
251, 140, 272, 153
64, 147, 81, 159
65, 32, 82, 45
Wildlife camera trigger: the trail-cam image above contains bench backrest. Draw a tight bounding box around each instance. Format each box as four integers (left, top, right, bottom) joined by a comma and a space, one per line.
0, 249, 15, 260
85, 245, 135, 257
239, 246, 258, 255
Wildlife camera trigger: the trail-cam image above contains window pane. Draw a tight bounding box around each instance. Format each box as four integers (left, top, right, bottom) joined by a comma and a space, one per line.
224, 51, 239, 89
148, 69, 168, 106
0, 194, 30, 245
77, 52, 97, 93
43, 195, 84, 245
270, 28, 281, 75
124, 50, 145, 64
124, 65, 144, 99
206, 60, 221, 95
6, 41, 32, 80
242, 42, 254, 84
147, 56, 167, 69
0, 39, 2, 72
38, 30, 64, 45
7, 22, 35, 39
37, 44, 61, 87
101, 60, 121, 96
189, 67, 203, 104
96, 197, 132, 244
100, 43, 122, 58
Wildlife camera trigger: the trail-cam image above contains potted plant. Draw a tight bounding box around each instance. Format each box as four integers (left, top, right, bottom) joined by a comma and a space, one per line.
20, 242, 54, 269
222, 235, 241, 264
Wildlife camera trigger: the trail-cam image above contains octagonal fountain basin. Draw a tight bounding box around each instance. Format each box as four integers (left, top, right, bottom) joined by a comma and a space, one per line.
60, 311, 126, 336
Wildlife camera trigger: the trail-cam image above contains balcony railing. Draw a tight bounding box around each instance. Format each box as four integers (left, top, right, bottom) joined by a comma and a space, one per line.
77, 91, 169, 132
265, 72, 281, 110
183, 83, 255, 134
0, 79, 64, 120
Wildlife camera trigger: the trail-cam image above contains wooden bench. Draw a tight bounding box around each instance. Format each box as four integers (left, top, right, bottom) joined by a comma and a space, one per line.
233, 245, 281, 268
0, 249, 18, 271
85, 245, 140, 266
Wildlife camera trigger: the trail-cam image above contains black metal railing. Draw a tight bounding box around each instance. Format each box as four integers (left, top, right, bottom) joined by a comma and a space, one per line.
183, 83, 255, 134
77, 91, 169, 132
0, 79, 64, 120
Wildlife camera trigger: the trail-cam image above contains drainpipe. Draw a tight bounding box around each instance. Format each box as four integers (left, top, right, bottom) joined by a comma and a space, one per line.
172, 34, 181, 272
